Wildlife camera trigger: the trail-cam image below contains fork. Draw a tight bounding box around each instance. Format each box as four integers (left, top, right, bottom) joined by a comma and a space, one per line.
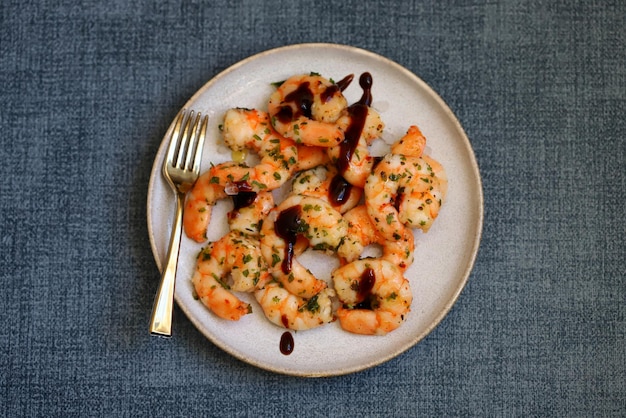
149, 109, 208, 337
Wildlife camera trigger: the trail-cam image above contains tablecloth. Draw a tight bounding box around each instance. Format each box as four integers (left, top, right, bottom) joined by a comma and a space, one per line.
1, 0, 624, 416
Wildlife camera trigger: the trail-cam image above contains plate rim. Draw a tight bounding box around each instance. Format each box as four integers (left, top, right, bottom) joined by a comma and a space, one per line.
147, 42, 484, 377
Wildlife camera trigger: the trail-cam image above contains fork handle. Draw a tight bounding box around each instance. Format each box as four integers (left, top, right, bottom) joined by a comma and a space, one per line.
149, 192, 185, 337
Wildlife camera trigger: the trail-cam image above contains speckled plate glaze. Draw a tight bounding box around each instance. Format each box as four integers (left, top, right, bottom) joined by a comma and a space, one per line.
147, 43, 483, 377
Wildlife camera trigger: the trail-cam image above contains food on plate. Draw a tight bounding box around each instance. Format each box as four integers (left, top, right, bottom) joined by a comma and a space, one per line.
395, 154, 448, 233
290, 165, 362, 214
227, 191, 274, 238
212, 107, 299, 194
390, 124, 426, 159
260, 194, 347, 299
364, 126, 447, 240
333, 259, 413, 335
268, 73, 349, 147
254, 281, 336, 330
364, 153, 420, 241
184, 72, 446, 335
183, 168, 227, 242
338, 205, 414, 272
192, 230, 270, 321
292, 143, 329, 172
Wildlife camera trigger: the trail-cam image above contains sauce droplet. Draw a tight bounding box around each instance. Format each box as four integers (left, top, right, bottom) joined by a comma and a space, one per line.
276, 82, 314, 123
358, 267, 376, 299
356, 72, 373, 106
328, 174, 353, 205
280, 331, 294, 355
274, 205, 303, 274
231, 191, 257, 210
321, 84, 340, 103
355, 267, 376, 310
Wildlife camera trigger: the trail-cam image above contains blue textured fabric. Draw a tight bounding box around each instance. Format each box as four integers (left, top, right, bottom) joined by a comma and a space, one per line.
1, 0, 624, 416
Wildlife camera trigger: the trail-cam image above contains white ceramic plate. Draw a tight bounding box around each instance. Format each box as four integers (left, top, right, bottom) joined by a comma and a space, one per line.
147, 43, 483, 377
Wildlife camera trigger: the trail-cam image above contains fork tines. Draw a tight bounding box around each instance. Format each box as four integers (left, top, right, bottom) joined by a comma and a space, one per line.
167, 109, 208, 173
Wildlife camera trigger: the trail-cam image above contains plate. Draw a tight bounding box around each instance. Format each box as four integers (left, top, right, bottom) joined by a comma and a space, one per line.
147, 43, 483, 376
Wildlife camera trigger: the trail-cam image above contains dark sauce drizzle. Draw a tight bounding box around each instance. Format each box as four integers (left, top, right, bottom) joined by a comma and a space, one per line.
336, 74, 355, 92
356, 72, 373, 107
227, 182, 258, 221
371, 155, 384, 170
231, 190, 257, 210
322, 73, 354, 102
275, 73, 356, 124
354, 267, 376, 310
328, 174, 353, 205
274, 205, 303, 274
276, 82, 314, 122
337, 72, 374, 176
320, 84, 339, 103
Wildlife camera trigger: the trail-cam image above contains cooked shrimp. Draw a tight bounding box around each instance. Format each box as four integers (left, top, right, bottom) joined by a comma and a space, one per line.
293, 144, 330, 172
363, 153, 419, 241
212, 108, 298, 193
227, 191, 274, 238
260, 194, 347, 299
396, 155, 448, 232
338, 205, 414, 271
332, 259, 412, 335
327, 134, 374, 188
391, 125, 426, 158
192, 230, 270, 321
291, 165, 362, 214
365, 123, 447, 235
183, 168, 228, 242
268, 74, 348, 147
254, 281, 336, 330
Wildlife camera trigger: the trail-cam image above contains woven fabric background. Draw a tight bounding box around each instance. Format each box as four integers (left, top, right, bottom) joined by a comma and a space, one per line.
1, 0, 624, 416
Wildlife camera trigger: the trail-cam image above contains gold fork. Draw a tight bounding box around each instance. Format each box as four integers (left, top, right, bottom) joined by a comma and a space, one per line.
149, 109, 208, 337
